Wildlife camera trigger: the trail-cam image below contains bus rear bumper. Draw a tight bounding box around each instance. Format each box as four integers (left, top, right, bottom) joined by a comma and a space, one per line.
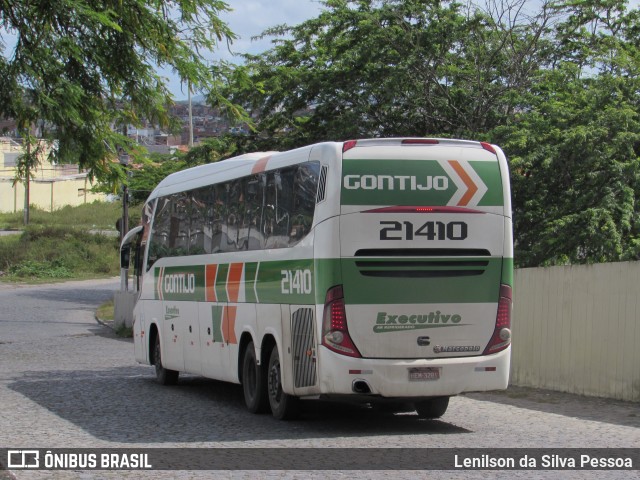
314, 346, 510, 398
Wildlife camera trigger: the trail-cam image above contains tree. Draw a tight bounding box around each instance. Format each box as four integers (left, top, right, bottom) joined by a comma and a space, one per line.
218, 0, 554, 151
127, 154, 188, 204
216, 0, 640, 267
183, 136, 243, 166
0, 0, 237, 223
493, 0, 640, 266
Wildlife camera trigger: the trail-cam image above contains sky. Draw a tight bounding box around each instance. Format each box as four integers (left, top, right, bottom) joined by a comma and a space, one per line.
0, 0, 324, 102
166, 0, 325, 100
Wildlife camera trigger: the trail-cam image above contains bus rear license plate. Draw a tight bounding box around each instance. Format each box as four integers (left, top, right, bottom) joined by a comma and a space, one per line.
409, 367, 440, 381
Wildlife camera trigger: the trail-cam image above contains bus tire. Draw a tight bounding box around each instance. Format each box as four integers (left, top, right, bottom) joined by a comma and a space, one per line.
242, 341, 268, 413
414, 396, 449, 419
267, 345, 299, 420
154, 334, 179, 385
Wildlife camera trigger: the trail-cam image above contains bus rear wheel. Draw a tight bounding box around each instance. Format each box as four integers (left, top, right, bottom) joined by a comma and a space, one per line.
267, 345, 299, 420
154, 334, 179, 385
414, 396, 449, 419
242, 341, 268, 413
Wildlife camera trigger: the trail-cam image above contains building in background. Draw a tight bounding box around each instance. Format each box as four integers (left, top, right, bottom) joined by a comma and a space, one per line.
0, 137, 106, 213
0, 99, 249, 213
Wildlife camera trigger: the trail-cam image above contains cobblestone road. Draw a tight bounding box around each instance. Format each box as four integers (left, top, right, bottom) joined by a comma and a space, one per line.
0, 279, 638, 479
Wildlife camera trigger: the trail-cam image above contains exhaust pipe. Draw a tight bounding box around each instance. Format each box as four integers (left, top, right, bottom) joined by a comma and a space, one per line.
352, 380, 371, 394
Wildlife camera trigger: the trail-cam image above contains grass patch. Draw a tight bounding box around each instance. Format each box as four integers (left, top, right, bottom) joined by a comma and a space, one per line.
96, 299, 115, 321
0, 202, 142, 282
98, 299, 133, 337
0, 225, 120, 282
8, 259, 73, 278
0, 201, 139, 231
115, 325, 133, 338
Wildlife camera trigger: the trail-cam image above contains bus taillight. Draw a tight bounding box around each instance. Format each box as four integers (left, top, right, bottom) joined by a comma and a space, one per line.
483, 284, 512, 355
321, 285, 361, 358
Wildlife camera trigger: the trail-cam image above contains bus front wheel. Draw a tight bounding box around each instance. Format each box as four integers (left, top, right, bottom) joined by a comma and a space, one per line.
414, 396, 449, 419
242, 341, 268, 413
267, 345, 299, 420
154, 334, 179, 385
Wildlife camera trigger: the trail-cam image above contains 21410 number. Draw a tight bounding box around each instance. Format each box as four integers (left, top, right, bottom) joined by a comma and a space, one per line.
281, 269, 312, 295
380, 221, 468, 241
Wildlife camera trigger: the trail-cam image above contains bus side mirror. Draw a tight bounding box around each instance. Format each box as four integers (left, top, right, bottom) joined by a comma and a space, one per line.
120, 246, 131, 269
133, 242, 143, 277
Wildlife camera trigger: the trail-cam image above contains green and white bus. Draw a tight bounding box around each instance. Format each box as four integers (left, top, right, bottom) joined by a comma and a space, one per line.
121, 138, 513, 420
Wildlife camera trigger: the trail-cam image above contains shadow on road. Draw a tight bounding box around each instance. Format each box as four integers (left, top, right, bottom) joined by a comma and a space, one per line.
465, 386, 640, 429
8, 367, 470, 444
16, 287, 115, 309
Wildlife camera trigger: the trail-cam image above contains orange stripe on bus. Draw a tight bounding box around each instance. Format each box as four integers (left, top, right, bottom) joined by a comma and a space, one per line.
448, 160, 478, 206
251, 156, 270, 174
222, 306, 238, 344
205, 264, 217, 302
227, 262, 243, 303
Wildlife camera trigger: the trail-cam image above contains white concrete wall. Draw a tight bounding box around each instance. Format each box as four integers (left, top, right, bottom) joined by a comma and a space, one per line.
0, 176, 105, 213
0, 138, 106, 212
511, 262, 640, 401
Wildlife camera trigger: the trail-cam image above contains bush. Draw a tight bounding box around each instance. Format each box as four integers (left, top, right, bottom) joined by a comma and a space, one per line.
0, 202, 127, 282
9, 259, 73, 279
0, 225, 120, 281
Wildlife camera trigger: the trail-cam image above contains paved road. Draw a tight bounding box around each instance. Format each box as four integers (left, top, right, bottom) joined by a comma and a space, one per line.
0, 279, 638, 479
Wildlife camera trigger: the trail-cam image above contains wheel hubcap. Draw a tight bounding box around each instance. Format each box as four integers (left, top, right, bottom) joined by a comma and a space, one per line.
155, 340, 161, 368
268, 360, 281, 403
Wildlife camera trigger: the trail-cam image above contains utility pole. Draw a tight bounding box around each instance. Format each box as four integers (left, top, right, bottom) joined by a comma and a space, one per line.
119, 149, 129, 244
23, 137, 31, 226
118, 147, 130, 293
188, 80, 194, 147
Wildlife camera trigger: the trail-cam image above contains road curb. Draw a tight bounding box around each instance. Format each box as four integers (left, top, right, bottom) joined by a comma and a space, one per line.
95, 313, 115, 330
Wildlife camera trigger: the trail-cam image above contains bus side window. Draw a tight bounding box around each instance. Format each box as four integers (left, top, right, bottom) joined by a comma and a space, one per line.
263, 173, 274, 247
210, 183, 226, 253
277, 169, 295, 246
147, 196, 172, 270
139, 199, 155, 271
264, 171, 290, 249
189, 187, 208, 255
143, 161, 320, 264
222, 180, 243, 252
191, 186, 215, 255
169, 192, 190, 256
241, 174, 264, 251
133, 231, 144, 291
290, 162, 320, 245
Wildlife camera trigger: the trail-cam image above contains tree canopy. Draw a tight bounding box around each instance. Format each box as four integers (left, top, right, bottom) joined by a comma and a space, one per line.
216, 0, 640, 267
4, 0, 639, 266
0, 0, 234, 178
219, 0, 554, 147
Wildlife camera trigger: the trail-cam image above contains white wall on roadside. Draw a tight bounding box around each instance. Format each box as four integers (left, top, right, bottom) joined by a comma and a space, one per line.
0, 176, 106, 213
511, 262, 640, 402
